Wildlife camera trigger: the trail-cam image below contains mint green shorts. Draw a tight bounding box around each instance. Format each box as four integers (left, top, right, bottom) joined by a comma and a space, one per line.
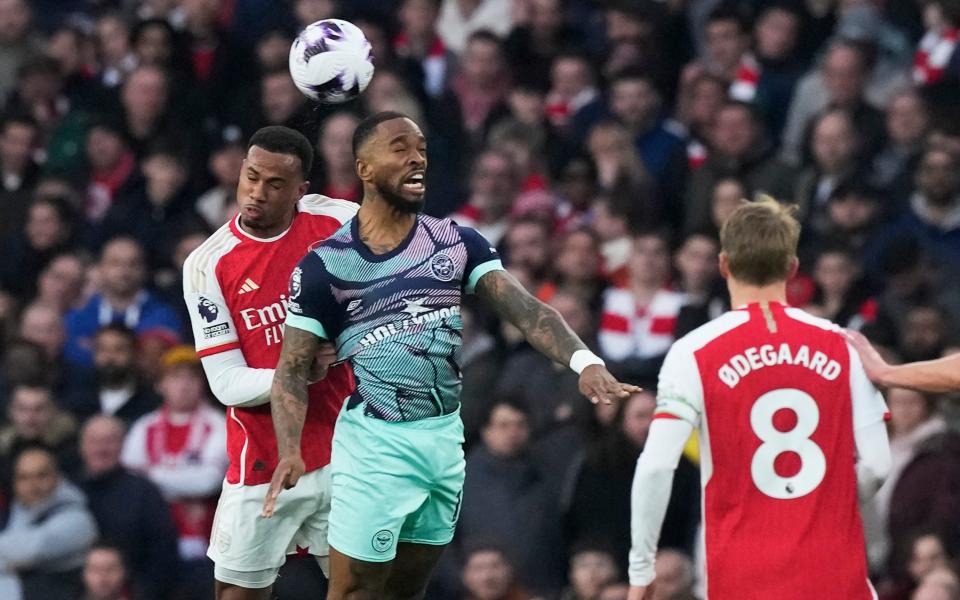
327, 404, 465, 562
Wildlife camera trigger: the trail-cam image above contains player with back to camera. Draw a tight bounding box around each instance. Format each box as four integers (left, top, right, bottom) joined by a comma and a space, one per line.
627, 198, 893, 600
182, 126, 358, 600
260, 111, 641, 598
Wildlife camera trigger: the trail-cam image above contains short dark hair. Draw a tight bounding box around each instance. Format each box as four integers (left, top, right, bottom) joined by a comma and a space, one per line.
707, 3, 749, 31
247, 126, 314, 179
1, 111, 37, 134
352, 111, 410, 157
94, 323, 137, 345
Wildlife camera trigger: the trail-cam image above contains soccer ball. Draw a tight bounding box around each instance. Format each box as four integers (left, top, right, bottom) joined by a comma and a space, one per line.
289, 19, 375, 104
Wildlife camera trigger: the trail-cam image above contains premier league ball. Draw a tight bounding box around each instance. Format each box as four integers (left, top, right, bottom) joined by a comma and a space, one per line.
289, 19, 374, 104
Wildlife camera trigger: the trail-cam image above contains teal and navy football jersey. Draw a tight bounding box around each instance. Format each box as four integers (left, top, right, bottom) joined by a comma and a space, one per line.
284, 214, 503, 421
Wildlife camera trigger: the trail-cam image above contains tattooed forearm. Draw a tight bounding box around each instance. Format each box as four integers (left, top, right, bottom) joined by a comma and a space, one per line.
271, 326, 320, 457
475, 270, 587, 365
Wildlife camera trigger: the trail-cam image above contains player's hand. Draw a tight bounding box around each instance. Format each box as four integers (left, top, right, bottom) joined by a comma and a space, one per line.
842, 329, 891, 386
261, 454, 305, 518
307, 342, 338, 384
578, 364, 642, 405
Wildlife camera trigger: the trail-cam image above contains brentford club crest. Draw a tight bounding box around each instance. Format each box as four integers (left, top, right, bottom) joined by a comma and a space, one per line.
430, 253, 455, 281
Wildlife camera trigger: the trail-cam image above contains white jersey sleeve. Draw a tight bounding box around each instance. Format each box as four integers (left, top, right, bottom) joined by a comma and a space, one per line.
653, 341, 705, 425
183, 233, 275, 407
629, 339, 704, 586
848, 344, 892, 499
183, 241, 241, 357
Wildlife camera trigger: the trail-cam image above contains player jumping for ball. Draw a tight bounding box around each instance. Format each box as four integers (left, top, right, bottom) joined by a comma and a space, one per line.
260, 111, 640, 598
627, 198, 892, 600
184, 126, 357, 600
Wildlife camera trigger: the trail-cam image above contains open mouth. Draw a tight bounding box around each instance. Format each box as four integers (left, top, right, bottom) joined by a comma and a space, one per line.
402, 171, 425, 194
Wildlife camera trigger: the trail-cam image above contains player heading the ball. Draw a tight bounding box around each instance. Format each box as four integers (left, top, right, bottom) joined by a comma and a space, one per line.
261, 111, 641, 598
628, 197, 892, 600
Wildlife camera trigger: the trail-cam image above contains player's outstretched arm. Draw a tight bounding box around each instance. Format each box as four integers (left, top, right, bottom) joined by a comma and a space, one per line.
475, 270, 641, 404
844, 329, 960, 393
262, 326, 321, 518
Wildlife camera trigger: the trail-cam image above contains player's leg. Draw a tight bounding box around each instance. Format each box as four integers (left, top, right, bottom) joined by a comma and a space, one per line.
214, 577, 273, 600
208, 477, 313, 600
327, 547, 393, 599
383, 542, 447, 599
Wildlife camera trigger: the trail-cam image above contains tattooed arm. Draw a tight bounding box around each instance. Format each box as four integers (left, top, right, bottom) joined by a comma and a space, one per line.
475, 269, 585, 365
262, 326, 322, 517
475, 270, 641, 403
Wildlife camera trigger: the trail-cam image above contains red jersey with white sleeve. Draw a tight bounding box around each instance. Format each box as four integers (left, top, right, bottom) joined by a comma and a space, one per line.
183, 195, 358, 486
629, 301, 890, 599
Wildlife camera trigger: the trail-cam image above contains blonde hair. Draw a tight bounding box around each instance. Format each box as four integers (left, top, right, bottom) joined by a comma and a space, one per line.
720, 195, 800, 285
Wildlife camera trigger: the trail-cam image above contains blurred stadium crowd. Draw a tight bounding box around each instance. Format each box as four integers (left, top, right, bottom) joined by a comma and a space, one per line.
1, 0, 960, 598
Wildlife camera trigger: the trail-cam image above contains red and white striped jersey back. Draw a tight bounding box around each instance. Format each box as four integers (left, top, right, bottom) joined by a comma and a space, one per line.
655, 301, 887, 600
183, 194, 358, 486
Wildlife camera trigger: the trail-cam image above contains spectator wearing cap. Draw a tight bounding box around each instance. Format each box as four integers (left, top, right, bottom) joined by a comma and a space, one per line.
0, 444, 98, 600
66, 324, 161, 425
195, 138, 243, 230
683, 101, 796, 235
121, 346, 226, 577
64, 238, 182, 369
78, 415, 180, 600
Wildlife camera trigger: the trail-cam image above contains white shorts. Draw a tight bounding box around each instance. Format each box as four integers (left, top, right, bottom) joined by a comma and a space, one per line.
208, 466, 331, 586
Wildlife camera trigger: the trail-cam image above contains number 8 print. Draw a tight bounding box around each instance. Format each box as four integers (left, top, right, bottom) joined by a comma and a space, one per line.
750, 389, 826, 499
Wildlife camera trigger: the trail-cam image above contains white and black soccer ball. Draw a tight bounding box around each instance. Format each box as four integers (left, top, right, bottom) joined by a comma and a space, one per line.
289, 19, 374, 104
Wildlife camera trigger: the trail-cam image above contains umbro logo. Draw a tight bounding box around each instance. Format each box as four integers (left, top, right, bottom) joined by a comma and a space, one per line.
238, 278, 260, 294
347, 299, 363, 313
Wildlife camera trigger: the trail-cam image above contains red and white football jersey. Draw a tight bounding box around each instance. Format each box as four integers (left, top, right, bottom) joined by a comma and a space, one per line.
183, 195, 358, 486
653, 302, 888, 599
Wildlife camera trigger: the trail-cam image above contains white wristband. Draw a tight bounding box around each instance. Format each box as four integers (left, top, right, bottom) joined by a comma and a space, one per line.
570, 349, 605, 375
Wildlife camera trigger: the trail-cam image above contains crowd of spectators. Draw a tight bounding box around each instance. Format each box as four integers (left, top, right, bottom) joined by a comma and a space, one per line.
1, 0, 960, 598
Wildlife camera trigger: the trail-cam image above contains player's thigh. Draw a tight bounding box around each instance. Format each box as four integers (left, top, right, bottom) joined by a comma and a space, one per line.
384, 542, 447, 600
209, 478, 315, 583
328, 412, 432, 564
294, 466, 333, 575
